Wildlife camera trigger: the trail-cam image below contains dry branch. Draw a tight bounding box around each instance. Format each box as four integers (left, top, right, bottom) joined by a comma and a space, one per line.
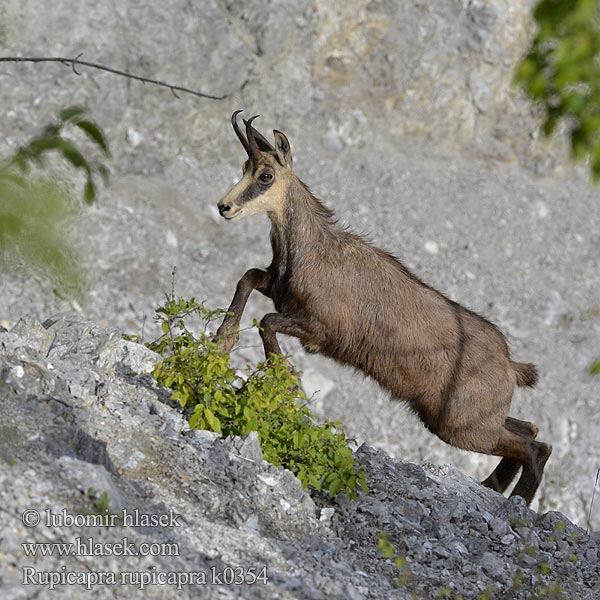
0, 55, 225, 100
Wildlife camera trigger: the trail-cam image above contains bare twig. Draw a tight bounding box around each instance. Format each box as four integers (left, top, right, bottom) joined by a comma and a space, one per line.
0, 55, 225, 100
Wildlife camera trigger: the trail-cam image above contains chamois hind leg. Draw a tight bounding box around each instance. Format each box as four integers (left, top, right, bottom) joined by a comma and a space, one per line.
481, 417, 539, 493
485, 425, 551, 505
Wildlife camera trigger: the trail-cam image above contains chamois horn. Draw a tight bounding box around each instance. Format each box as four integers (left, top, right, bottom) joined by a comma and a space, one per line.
244, 115, 266, 161
231, 110, 253, 158
243, 118, 275, 153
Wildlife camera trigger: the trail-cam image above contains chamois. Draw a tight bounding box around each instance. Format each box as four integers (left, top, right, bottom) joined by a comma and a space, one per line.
215, 111, 551, 505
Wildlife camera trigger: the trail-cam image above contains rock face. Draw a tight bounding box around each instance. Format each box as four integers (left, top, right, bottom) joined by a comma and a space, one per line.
0, 0, 599, 535
1, 316, 598, 599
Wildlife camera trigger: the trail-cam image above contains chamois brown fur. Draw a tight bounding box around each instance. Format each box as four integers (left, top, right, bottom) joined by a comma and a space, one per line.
215, 111, 552, 505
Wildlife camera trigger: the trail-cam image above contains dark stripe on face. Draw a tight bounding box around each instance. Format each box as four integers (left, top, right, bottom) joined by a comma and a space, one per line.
238, 182, 263, 205
238, 178, 273, 205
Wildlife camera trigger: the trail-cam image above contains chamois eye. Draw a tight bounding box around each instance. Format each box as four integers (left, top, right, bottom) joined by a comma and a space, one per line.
258, 172, 273, 184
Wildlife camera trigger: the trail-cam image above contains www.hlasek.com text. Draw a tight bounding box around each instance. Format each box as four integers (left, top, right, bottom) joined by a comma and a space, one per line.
22, 537, 179, 557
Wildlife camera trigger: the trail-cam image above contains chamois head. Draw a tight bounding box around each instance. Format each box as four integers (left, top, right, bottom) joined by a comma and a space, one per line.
217, 111, 293, 221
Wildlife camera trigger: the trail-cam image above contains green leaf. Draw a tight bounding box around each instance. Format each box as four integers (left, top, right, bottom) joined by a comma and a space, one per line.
216, 406, 231, 418
327, 475, 343, 496
42, 124, 62, 138
76, 119, 110, 156
61, 142, 88, 169
84, 178, 96, 204
26, 136, 64, 156
570, 127, 588, 161
26, 136, 89, 171
528, 71, 549, 100
59, 105, 88, 123
204, 407, 222, 433
97, 164, 110, 185
590, 359, 600, 375
377, 533, 395, 559
562, 92, 588, 114
513, 57, 538, 85
590, 141, 600, 182
189, 405, 203, 429
308, 474, 322, 489
11, 150, 30, 173
359, 473, 369, 493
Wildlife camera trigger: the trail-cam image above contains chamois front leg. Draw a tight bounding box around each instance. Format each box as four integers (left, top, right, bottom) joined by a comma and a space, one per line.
215, 268, 271, 354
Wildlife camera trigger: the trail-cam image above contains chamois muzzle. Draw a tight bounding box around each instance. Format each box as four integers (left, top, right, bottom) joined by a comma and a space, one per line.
217, 201, 232, 216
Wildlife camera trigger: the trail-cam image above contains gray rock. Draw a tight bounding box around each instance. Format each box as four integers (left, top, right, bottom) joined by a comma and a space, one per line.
0, 316, 598, 599
57, 456, 126, 512
223, 431, 264, 464
97, 337, 160, 376
489, 516, 511, 537
480, 551, 507, 580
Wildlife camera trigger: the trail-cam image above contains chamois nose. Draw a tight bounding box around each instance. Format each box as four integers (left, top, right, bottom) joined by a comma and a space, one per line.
218, 202, 231, 216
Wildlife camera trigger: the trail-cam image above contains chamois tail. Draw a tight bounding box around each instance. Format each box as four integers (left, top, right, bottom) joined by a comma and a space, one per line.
511, 361, 538, 388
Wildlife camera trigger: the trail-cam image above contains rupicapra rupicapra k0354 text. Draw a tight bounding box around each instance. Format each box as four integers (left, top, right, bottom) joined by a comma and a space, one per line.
215, 111, 551, 505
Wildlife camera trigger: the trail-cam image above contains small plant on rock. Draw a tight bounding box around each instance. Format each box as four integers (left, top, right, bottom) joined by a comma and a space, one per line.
147, 295, 367, 498
377, 532, 414, 588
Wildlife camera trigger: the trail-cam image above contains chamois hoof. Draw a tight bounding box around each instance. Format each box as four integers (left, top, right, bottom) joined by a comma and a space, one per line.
283, 358, 302, 389
213, 329, 237, 355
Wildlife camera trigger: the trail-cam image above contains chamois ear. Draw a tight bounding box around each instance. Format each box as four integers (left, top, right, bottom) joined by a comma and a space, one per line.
273, 130, 292, 167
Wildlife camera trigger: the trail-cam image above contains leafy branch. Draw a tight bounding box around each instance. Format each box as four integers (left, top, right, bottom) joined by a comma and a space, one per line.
1, 105, 110, 296
514, 0, 600, 179
6, 105, 110, 204
0, 55, 226, 101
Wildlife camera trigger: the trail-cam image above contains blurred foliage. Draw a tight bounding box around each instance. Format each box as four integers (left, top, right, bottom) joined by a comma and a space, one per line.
377, 532, 413, 588
0, 106, 109, 296
145, 296, 368, 498
514, 0, 600, 179
0, 176, 83, 295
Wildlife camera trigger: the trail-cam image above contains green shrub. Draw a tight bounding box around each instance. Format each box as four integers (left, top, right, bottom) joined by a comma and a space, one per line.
515, 0, 600, 179
146, 296, 368, 498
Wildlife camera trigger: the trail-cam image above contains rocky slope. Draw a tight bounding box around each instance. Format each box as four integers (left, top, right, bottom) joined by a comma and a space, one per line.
1, 316, 598, 599
0, 0, 599, 536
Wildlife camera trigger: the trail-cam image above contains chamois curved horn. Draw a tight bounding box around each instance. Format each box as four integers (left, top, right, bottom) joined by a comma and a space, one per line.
231, 110, 252, 157
243, 118, 275, 153
244, 115, 264, 161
